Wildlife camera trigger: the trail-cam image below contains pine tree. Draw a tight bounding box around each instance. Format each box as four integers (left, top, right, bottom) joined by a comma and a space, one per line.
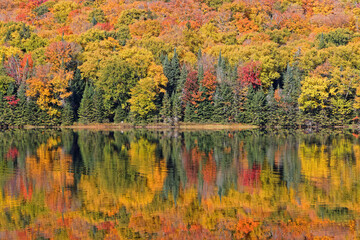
172, 92, 182, 124
184, 103, 192, 122
14, 84, 27, 126
266, 85, 279, 127
163, 49, 181, 96
212, 82, 233, 123
0, 92, 5, 125
91, 16, 97, 26
78, 84, 94, 124
92, 88, 104, 123
160, 92, 172, 123
69, 67, 85, 120
114, 106, 127, 123
62, 101, 74, 126
169, 49, 181, 95
26, 98, 41, 125
318, 33, 326, 49
282, 62, 302, 127
245, 87, 267, 126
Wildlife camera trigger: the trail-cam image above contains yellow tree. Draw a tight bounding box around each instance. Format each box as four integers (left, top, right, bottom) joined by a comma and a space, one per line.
27, 41, 73, 116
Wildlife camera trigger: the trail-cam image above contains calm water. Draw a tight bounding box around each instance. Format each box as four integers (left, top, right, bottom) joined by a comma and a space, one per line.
0, 129, 360, 239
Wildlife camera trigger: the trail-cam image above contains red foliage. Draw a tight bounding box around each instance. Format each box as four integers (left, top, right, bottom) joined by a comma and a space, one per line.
5, 54, 33, 85
96, 221, 115, 231
182, 71, 199, 106
96, 22, 114, 31
238, 61, 262, 88
6, 147, 19, 159
20, 176, 33, 201
199, 71, 217, 102
4, 95, 20, 106
57, 26, 73, 36
238, 164, 261, 188
202, 153, 216, 184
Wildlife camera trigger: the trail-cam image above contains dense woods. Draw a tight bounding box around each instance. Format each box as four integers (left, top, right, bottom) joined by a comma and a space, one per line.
1, 0, 360, 127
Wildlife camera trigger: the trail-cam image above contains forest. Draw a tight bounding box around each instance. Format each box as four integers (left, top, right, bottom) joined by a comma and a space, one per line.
0, 0, 360, 127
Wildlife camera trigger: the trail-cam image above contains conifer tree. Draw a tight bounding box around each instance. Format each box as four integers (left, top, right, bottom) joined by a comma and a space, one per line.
25, 98, 41, 125
62, 101, 74, 126
160, 92, 172, 123
114, 106, 127, 123
172, 92, 182, 124
318, 33, 326, 49
92, 88, 104, 123
0, 92, 5, 125
78, 84, 94, 124
282, 62, 302, 127
14, 84, 27, 126
69, 67, 85, 120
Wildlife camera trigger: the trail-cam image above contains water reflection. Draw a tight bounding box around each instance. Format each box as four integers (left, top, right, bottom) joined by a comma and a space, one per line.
0, 129, 359, 238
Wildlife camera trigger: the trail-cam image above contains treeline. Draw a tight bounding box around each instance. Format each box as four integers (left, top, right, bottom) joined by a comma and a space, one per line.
0, 45, 359, 128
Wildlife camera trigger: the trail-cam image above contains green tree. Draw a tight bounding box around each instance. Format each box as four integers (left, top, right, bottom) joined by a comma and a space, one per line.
78, 84, 94, 124
62, 101, 74, 126
160, 92, 172, 123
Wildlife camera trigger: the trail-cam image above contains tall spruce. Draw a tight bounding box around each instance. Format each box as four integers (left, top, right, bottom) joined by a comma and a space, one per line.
282, 62, 302, 127
62, 101, 74, 126
172, 92, 181, 124
69, 67, 85, 120
14, 84, 27, 126
78, 84, 94, 124
92, 88, 104, 123
160, 92, 172, 123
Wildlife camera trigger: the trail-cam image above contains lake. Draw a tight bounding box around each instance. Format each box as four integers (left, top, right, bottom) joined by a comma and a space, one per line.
0, 129, 359, 239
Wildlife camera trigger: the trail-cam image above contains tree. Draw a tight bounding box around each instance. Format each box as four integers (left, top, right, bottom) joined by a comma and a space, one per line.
197, 71, 217, 122
160, 92, 172, 123
62, 101, 74, 126
92, 88, 104, 123
78, 84, 94, 124
238, 61, 262, 89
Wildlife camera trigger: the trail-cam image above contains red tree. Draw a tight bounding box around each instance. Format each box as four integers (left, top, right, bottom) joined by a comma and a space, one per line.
182, 71, 199, 106
238, 61, 262, 88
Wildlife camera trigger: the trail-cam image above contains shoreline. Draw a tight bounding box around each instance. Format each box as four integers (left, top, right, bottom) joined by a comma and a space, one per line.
15, 122, 259, 131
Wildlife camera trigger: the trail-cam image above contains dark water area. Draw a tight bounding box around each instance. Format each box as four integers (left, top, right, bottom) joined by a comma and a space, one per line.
0, 129, 360, 239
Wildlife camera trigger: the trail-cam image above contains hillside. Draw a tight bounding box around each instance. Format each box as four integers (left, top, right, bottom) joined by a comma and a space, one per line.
0, 0, 360, 127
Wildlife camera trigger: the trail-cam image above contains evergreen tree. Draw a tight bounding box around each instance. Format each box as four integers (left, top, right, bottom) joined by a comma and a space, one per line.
282, 62, 302, 127
114, 106, 127, 123
184, 103, 198, 122
0, 92, 5, 125
172, 92, 182, 124
318, 33, 326, 49
163, 49, 181, 96
212, 82, 233, 123
92, 88, 104, 123
78, 84, 94, 124
266, 85, 280, 127
160, 92, 172, 123
245, 87, 267, 126
25, 98, 41, 125
69, 67, 85, 120
169, 48, 180, 95
62, 101, 74, 126
14, 84, 27, 126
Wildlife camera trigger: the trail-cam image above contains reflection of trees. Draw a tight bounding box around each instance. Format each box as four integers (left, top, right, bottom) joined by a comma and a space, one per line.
1, 129, 360, 237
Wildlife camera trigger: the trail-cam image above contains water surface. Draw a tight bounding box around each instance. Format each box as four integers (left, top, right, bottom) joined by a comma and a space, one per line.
0, 129, 359, 239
